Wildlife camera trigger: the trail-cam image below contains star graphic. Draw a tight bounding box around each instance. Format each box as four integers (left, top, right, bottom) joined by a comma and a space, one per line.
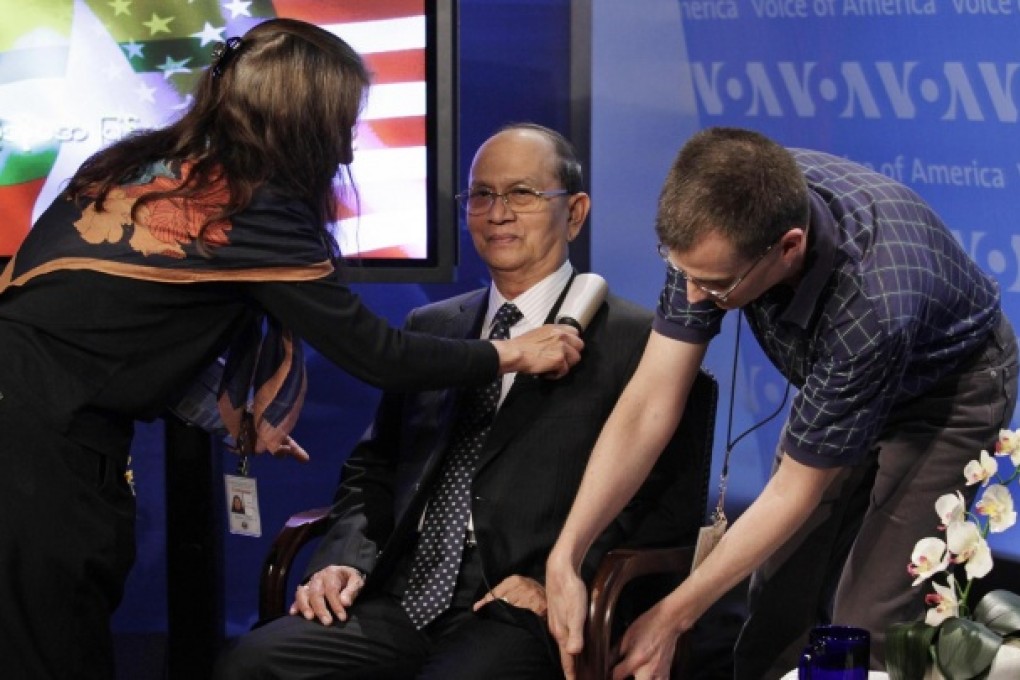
191, 22, 225, 47
222, 0, 252, 20
122, 40, 144, 60
104, 61, 125, 81
134, 81, 157, 103
157, 55, 192, 80
108, 0, 131, 16
143, 13, 174, 36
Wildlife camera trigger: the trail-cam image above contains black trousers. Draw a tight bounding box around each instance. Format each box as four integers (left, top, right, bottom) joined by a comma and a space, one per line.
734, 315, 1019, 679
213, 592, 563, 680
0, 388, 136, 680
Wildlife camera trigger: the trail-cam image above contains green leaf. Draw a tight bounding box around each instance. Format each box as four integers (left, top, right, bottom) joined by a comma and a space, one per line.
887, 621, 939, 680
974, 590, 1020, 637
935, 618, 1002, 679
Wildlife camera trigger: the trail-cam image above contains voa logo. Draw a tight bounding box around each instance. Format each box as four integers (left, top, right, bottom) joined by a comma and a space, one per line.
690, 61, 1020, 122
953, 229, 1020, 294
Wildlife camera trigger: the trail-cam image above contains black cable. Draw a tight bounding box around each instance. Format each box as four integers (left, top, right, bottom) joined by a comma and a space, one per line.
716, 310, 791, 512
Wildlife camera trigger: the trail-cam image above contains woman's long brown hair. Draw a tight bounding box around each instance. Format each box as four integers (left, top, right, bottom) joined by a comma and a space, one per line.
67, 18, 370, 260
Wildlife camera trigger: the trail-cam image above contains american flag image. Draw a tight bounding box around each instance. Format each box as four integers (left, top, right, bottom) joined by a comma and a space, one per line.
0, 0, 429, 259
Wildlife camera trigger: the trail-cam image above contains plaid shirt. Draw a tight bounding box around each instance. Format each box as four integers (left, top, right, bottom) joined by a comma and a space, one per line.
654, 149, 1001, 467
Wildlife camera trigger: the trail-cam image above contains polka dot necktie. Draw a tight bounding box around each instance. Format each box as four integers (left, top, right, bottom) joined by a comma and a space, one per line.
401, 302, 524, 629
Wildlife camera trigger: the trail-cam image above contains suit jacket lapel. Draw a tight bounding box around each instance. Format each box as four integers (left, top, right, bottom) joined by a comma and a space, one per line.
415, 289, 488, 482
476, 374, 551, 472
384, 289, 488, 556
475, 272, 579, 472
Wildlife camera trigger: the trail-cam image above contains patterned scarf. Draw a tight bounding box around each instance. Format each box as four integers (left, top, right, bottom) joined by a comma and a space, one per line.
0, 161, 331, 453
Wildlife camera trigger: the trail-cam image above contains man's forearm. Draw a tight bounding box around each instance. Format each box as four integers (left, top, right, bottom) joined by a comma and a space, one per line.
551, 333, 706, 568
660, 454, 842, 630
552, 396, 681, 568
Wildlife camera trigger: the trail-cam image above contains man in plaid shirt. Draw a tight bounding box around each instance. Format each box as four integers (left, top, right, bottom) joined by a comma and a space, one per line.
546, 127, 1018, 680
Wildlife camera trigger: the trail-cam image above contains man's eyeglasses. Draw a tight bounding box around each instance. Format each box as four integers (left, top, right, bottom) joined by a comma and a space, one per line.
657, 240, 778, 303
456, 187, 569, 216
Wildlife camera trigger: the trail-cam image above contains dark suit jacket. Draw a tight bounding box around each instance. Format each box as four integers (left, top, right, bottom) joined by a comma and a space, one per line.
305, 285, 685, 595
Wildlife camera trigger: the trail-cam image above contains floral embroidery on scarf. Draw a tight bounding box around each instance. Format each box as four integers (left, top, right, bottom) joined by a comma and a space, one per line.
73, 163, 232, 259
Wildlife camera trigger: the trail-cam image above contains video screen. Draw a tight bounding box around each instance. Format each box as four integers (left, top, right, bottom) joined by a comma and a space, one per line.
0, 0, 451, 278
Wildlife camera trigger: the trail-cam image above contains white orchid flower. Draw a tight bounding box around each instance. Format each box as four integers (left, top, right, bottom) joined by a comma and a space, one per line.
963, 450, 998, 486
903, 438, 1019, 627
935, 491, 967, 527
924, 574, 960, 626
975, 484, 1017, 534
946, 520, 994, 580
995, 428, 1020, 465
908, 536, 949, 585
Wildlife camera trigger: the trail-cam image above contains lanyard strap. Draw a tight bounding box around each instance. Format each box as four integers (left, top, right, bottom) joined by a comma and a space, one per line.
713, 310, 792, 520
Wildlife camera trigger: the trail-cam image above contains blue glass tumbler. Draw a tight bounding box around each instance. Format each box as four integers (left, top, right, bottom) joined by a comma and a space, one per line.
798, 625, 870, 680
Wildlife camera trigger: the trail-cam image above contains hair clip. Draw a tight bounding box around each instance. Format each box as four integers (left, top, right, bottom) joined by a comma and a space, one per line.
210, 37, 242, 79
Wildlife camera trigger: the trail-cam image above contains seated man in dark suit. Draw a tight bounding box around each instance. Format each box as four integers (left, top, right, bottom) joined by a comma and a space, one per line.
214, 123, 686, 680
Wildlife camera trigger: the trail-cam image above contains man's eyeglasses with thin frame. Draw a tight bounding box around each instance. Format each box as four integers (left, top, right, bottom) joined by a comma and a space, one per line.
456, 186, 570, 216
657, 240, 778, 303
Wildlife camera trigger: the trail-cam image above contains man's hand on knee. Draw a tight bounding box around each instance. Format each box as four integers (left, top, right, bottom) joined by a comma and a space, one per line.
290, 565, 365, 625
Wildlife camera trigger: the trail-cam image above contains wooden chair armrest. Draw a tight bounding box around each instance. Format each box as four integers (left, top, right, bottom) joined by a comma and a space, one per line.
578, 545, 696, 680
258, 506, 332, 622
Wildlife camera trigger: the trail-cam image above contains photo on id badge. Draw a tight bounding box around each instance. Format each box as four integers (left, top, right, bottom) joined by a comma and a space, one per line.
225, 473, 261, 537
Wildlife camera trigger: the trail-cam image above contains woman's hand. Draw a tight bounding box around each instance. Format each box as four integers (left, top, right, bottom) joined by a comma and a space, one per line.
492, 324, 583, 378
269, 435, 310, 462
